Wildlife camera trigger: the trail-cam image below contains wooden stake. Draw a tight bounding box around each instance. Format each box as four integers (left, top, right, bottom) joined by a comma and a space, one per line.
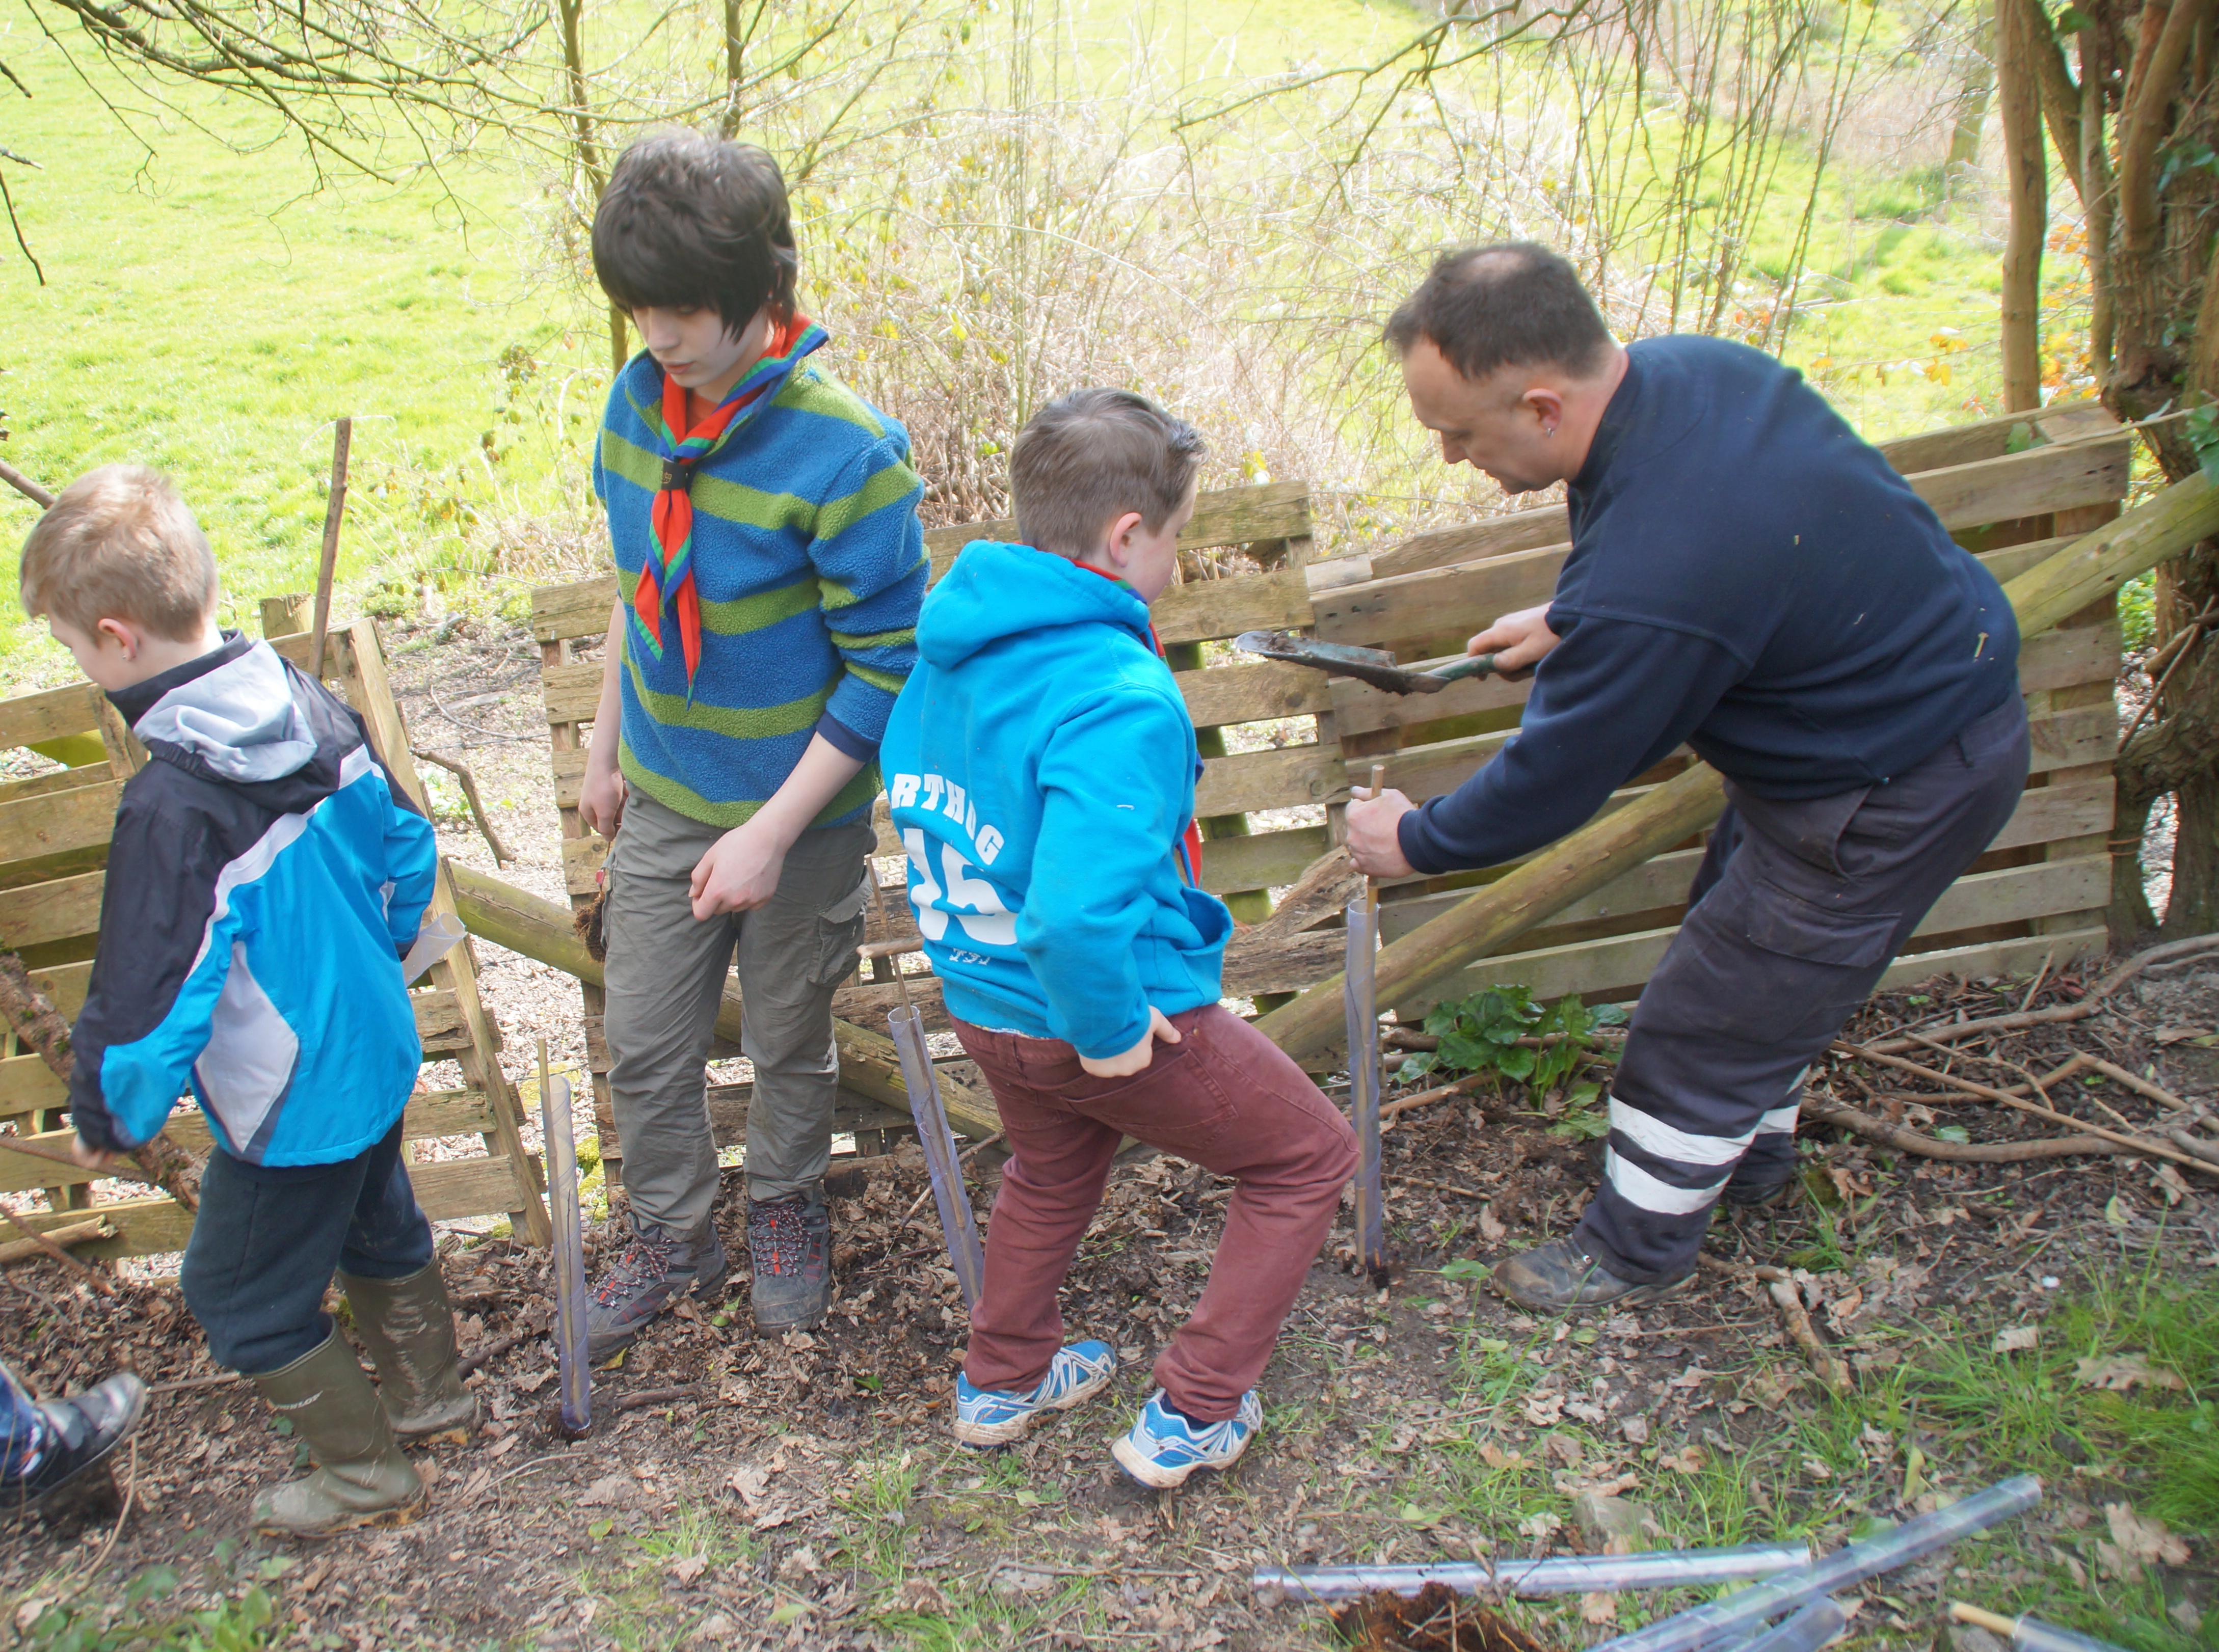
1347, 764, 1387, 1282
310, 418, 353, 679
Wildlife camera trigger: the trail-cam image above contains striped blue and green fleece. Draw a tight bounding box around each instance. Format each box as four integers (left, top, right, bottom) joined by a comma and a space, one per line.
593, 341, 927, 828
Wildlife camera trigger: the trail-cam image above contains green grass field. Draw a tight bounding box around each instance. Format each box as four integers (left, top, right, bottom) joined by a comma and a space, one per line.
0, 0, 2093, 690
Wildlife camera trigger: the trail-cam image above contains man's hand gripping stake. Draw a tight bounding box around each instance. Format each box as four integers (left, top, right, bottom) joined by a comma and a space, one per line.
1348, 764, 1388, 1281
871, 875, 987, 1309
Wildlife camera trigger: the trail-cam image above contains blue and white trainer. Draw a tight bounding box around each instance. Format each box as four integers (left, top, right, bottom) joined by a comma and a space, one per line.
951, 1341, 1118, 1447
1111, 1389, 1264, 1488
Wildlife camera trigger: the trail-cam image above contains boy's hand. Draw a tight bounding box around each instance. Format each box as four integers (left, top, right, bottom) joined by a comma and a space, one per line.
71, 1137, 126, 1173
690, 818, 791, 919
1345, 785, 1416, 879
579, 755, 627, 839
1081, 1007, 1184, 1079
1466, 604, 1560, 680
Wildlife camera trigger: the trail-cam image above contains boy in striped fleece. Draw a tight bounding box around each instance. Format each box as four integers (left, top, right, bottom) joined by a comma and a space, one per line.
581, 131, 926, 1345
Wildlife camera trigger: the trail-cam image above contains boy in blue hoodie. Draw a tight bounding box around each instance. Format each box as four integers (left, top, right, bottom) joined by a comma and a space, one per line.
25, 465, 466, 1536
880, 390, 1357, 1488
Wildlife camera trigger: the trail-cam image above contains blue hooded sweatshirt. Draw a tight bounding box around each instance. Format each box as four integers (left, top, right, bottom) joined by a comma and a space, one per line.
879, 542, 1232, 1060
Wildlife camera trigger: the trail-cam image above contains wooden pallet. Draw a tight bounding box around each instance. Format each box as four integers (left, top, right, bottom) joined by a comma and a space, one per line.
531, 400, 2130, 1142
0, 615, 550, 1259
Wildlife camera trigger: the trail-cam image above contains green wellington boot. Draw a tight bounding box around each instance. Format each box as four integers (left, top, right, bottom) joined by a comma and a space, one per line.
340, 1262, 477, 1444
249, 1329, 425, 1537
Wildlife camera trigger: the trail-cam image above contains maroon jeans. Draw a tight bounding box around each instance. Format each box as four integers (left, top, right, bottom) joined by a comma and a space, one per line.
952, 1005, 1358, 1422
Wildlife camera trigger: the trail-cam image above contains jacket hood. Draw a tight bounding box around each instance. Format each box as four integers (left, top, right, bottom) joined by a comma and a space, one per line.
917, 541, 1153, 670
114, 633, 366, 813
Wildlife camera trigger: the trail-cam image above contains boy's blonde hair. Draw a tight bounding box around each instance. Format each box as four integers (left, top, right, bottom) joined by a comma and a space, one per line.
20, 465, 218, 641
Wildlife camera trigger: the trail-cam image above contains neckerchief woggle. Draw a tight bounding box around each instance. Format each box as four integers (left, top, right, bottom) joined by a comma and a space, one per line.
1073, 560, 1206, 886
630, 314, 828, 700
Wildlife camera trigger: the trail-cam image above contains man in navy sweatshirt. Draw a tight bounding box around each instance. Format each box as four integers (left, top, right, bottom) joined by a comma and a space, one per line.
1345, 244, 2030, 1313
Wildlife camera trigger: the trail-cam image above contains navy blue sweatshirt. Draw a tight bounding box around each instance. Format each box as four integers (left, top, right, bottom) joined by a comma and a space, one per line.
1399, 336, 2020, 875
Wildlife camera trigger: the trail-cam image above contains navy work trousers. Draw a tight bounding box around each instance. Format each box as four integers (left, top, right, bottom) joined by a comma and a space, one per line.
1577, 695, 2032, 1281
178, 1116, 434, 1374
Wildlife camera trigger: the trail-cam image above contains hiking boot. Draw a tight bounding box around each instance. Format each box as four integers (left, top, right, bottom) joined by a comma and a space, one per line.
748, 1189, 832, 1336
1492, 1237, 1693, 1314
4, 1372, 146, 1516
585, 1222, 729, 1363
1722, 1175, 1797, 1211
340, 1262, 476, 1443
1111, 1389, 1264, 1490
952, 1342, 1117, 1448
249, 1330, 424, 1536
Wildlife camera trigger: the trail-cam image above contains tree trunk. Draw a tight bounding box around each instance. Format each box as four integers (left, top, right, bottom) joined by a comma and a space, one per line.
718, 0, 746, 139
1995, 0, 2047, 410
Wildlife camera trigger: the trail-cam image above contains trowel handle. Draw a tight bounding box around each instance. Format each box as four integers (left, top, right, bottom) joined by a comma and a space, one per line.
1426, 653, 1495, 686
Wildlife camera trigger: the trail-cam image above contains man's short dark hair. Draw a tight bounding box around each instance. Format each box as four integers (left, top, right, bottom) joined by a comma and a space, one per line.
593, 131, 797, 337
1010, 389, 1207, 559
1383, 243, 1613, 381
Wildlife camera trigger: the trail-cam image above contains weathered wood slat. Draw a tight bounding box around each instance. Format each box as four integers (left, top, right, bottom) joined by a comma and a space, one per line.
1195, 825, 1330, 896
704, 1081, 918, 1148
0, 767, 117, 808
1175, 660, 1332, 728
0, 779, 121, 868
411, 1156, 528, 1223
541, 660, 603, 726
413, 989, 472, 1053
1195, 744, 1342, 818
1153, 567, 1311, 648
0, 870, 104, 950
0, 685, 105, 753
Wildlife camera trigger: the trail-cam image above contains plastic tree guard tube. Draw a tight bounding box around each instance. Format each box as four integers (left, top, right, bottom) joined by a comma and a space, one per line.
540, 1067, 592, 1436
1715, 1599, 1848, 1652
1951, 1603, 2131, 1652
1252, 1542, 1811, 1600
1590, 1476, 2044, 1652
889, 1004, 986, 1308
1344, 895, 1384, 1275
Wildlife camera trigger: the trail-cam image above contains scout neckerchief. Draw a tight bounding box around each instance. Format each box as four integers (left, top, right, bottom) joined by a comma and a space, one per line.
631, 313, 828, 699
1072, 559, 1206, 885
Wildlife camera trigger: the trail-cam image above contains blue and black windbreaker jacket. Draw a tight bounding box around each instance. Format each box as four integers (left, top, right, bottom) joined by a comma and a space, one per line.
68, 633, 437, 1166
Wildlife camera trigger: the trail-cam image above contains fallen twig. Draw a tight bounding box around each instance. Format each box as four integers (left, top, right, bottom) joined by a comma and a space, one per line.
1833, 1042, 2210, 1173
1695, 1253, 1789, 1284
1380, 1071, 1493, 1124
0, 1206, 114, 1294
413, 746, 516, 865
2167, 1128, 2219, 1169
0, 1216, 112, 1264
611, 1384, 708, 1412
458, 1328, 531, 1377
1383, 1172, 1492, 1201
1806, 1097, 2136, 1163
1861, 934, 2219, 1055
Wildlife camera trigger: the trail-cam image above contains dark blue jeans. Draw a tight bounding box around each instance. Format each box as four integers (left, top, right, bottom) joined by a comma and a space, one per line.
179, 1117, 434, 1375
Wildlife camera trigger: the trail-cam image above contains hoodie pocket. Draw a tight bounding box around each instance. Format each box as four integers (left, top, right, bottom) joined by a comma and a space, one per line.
1179, 885, 1234, 951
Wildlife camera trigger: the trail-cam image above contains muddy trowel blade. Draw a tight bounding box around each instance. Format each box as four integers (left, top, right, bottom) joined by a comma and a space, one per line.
1232, 630, 1430, 694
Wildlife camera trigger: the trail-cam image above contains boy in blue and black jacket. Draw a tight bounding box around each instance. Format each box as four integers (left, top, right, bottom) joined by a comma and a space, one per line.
25, 465, 468, 1536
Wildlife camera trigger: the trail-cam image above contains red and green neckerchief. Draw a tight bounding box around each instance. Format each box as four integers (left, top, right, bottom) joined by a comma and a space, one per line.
1072, 560, 1206, 886
629, 313, 829, 698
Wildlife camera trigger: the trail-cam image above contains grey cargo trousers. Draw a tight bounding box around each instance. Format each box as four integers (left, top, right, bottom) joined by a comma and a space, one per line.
1578, 694, 2031, 1281
601, 789, 875, 1233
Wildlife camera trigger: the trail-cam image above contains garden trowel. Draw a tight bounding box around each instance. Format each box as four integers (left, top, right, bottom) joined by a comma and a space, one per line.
1233, 630, 1495, 695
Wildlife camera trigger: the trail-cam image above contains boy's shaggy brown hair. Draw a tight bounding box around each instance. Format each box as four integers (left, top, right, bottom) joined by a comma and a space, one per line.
1010, 388, 1206, 559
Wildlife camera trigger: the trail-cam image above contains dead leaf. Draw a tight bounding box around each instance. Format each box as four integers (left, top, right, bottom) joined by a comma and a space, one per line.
1522, 1391, 1564, 1426
1993, 1325, 2041, 1354
1478, 1204, 1507, 1244
728, 1464, 772, 1507
2153, 1164, 2194, 1206
1659, 1445, 1706, 1474
1580, 1593, 1618, 1626
667, 1553, 709, 1585
578, 1472, 632, 1508
2074, 1353, 2186, 1393
2097, 1502, 2190, 1580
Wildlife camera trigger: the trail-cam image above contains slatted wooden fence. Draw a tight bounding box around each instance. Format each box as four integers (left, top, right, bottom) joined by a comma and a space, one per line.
532, 399, 2129, 1160
0, 617, 550, 1259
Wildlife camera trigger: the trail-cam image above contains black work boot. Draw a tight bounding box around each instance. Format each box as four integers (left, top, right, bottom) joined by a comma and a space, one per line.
584, 1221, 730, 1362
340, 1262, 477, 1443
4, 1372, 146, 1516
747, 1188, 831, 1336
1721, 1175, 1797, 1211
1492, 1238, 1693, 1314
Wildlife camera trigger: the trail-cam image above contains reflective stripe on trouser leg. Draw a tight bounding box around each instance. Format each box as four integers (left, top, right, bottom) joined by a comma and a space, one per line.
1734, 1069, 1806, 1186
